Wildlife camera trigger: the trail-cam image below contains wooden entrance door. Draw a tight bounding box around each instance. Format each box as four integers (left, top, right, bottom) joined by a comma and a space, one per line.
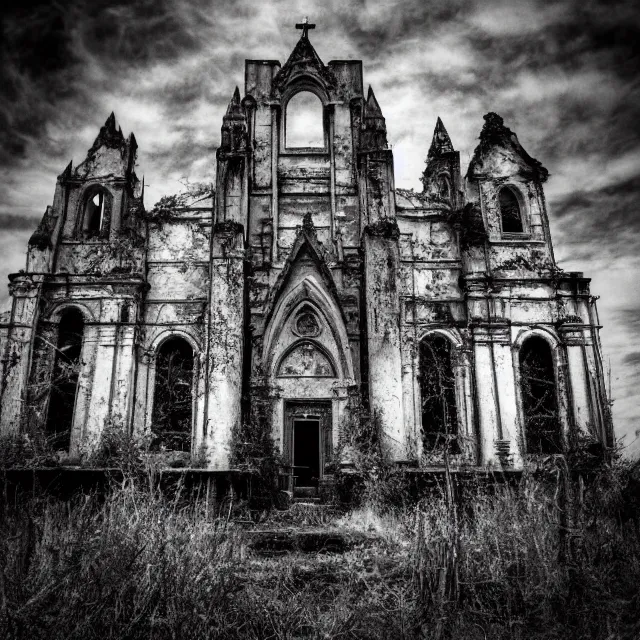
285, 401, 332, 488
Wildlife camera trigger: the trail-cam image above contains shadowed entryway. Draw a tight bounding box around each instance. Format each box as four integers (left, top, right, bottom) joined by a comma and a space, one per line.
285, 401, 331, 492
293, 419, 320, 487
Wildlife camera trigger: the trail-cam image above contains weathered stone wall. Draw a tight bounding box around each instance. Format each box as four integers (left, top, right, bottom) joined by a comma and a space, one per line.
0, 40, 613, 473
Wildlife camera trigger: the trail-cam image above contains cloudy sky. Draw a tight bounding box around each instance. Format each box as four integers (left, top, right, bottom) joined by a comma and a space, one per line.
1, 0, 639, 455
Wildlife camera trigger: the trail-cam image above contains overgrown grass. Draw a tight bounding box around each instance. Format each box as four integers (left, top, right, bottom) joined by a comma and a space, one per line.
1, 463, 639, 639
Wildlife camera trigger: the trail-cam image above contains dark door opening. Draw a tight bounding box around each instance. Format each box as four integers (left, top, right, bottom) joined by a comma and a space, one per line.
293, 419, 320, 487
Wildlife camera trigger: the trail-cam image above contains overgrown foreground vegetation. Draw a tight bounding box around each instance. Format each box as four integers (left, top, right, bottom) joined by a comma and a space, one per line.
1, 462, 639, 639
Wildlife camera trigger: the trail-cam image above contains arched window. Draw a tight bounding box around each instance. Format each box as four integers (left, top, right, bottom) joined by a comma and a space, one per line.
151, 338, 194, 452
285, 91, 324, 148
519, 336, 561, 454
81, 186, 112, 238
499, 187, 524, 233
418, 335, 459, 453
46, 308, 84, 450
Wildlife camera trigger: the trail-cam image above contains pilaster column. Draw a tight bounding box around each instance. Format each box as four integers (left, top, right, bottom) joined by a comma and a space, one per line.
558, 323, 594, 435
363, 221, 406, 459
83, 324, 118, 451
0, 274, 43, 434
205, 221, 245, 469
472, 322, 521, 467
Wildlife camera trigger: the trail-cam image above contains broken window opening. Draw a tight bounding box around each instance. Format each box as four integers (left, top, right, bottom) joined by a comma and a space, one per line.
437, 174, 451, 201
519, 336, 562, 454
151, 337, 194, 452
418, 335, 460, 454
285, 91, 325, 148
45, 308, 84, 450
499, 187, 524, 233
82, 187, 111, 238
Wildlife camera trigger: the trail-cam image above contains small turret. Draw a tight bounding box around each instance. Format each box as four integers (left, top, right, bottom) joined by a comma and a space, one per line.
219, 87, 247, 155
421, 118, 460, 207
361, 86, 388, 150
427, 117, 455, 157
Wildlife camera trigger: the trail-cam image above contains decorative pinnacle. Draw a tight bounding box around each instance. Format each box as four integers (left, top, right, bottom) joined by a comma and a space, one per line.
302, 211, 315, 234
427, 117, 455, 158
105, 111, 117, 131
226, 87, 242, 115
365, 86, 383, 117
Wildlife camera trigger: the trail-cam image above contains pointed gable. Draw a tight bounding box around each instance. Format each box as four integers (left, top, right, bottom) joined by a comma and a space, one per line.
467, 112, 548, 182
73, 112, 138, 180
87, 112, 126, 156
260, 216, 354, 380
272, 31, 337, 96
263, 214, 342, 330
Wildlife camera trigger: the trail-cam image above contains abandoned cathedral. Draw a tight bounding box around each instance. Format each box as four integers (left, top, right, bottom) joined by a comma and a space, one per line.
0, 25, 613, 483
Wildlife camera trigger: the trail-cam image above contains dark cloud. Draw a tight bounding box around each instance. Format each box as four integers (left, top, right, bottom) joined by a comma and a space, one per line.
549, 175, 640, 264
0, 213, 41, 231
622, 352, 640, 368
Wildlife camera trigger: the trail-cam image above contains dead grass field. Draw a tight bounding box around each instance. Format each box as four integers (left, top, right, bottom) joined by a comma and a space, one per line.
1, 460, 639, 639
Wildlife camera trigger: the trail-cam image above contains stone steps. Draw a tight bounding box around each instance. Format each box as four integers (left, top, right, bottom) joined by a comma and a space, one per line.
246, 528, 373, 556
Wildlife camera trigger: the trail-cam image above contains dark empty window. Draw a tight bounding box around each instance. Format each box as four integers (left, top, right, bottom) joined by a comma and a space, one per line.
437, 174, 451, 201
46, 308, 84, 450
286, 91, 324, 148
419, 335, 459, 453
82, 187, 111, 238
519, 337, 561, 454
151, 338, 194, 452
499, 187, 524, 233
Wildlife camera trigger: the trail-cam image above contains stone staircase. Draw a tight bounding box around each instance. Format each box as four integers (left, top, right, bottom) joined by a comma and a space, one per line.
292, 485, 320, 504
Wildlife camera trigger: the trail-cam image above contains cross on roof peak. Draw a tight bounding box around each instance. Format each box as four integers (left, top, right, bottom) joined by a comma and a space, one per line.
295, 16, 316, 39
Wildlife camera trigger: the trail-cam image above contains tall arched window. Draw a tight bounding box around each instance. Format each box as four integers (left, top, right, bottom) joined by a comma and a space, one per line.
46, 308, 84, 450
418, 335, 459, 453
285, 91, 324, 148
151, 338, 194, 451
81, 186, 112, 238
437, 174, 451, 201
519, 336, 561, 454
499, 187, 524, 233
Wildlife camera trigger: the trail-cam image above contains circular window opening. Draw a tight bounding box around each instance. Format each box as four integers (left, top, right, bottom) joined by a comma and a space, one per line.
295, 311, 321, 337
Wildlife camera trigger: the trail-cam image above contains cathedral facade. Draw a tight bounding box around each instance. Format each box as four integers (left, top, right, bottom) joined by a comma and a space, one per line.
0, 29, 613, 478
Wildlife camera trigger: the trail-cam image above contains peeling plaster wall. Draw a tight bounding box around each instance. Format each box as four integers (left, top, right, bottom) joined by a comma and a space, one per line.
0, 46, 613, 473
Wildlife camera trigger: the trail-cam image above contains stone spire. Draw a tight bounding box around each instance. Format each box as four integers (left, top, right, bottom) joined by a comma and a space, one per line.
226, 87, 243, 117
220, 87, 247, 153
421, 118, 460, 203
427, 117, 455, 158
362, 86, 388, 150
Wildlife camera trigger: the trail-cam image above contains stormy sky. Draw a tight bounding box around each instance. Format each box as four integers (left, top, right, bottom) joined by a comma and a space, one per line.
1, 0, 639, 455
